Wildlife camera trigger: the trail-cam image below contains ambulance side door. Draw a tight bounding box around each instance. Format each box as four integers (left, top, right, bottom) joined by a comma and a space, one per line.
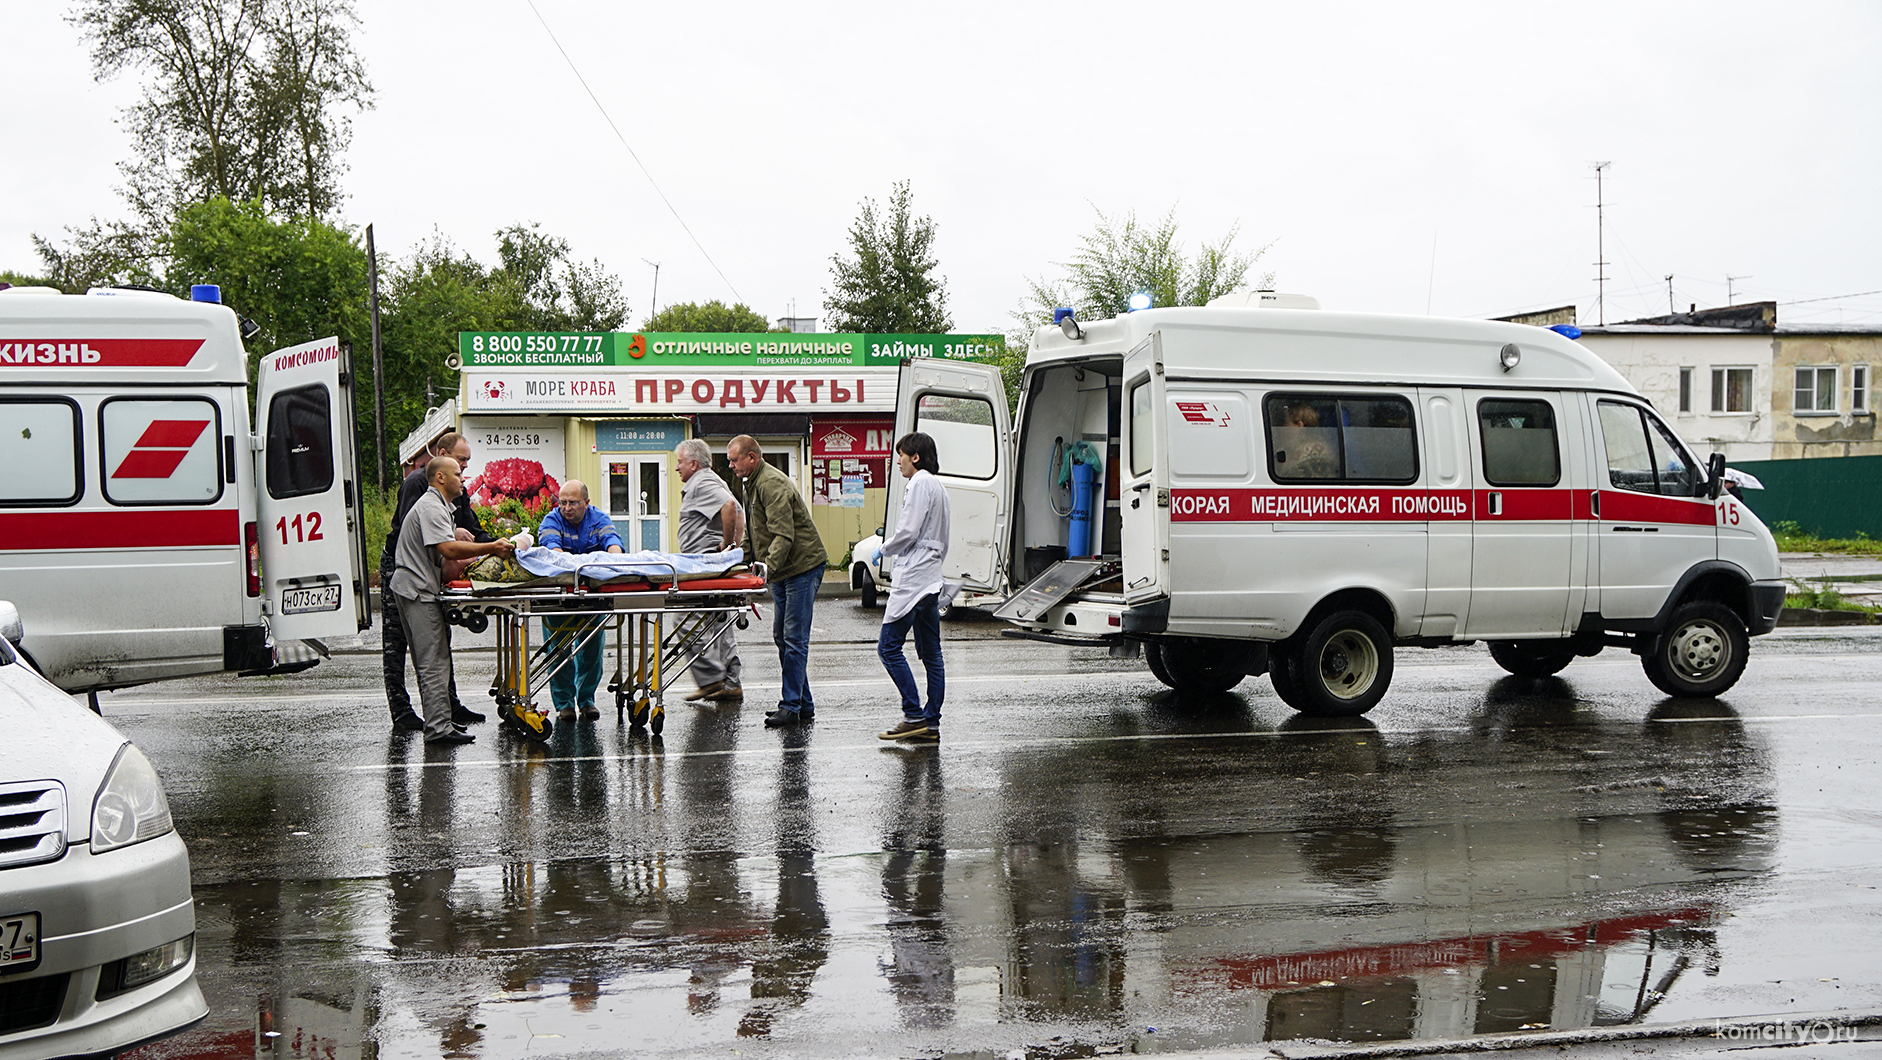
1463, 390, 1576, 637
1122, 336, 1171, 605
1590, 399, 1717, 620
889, 357, 1011, 594
254, 337, 369, 641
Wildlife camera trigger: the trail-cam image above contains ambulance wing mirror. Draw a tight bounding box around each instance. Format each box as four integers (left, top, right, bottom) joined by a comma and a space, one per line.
1706, 452, 1727, 499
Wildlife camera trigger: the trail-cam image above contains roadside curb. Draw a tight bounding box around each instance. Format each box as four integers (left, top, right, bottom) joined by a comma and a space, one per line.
1776, 606, 1878, 626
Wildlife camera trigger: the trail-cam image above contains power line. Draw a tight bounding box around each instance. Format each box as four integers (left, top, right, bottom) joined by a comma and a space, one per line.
524, 0, 744, 304
1782, 288, 1882, 306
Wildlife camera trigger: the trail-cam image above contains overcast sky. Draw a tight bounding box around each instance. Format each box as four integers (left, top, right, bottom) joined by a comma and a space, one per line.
7, 1, 1881, 334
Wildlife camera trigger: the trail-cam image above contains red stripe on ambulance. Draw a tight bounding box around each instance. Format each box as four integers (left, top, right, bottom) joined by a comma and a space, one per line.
0, 339, 204, 367
0, 509, 239, 549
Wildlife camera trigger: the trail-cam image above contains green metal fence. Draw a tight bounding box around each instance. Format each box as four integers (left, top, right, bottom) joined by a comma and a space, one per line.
1726, 454, 1882, 538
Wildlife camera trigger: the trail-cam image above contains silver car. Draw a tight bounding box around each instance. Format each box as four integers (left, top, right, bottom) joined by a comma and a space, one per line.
0, 602, 205, 1059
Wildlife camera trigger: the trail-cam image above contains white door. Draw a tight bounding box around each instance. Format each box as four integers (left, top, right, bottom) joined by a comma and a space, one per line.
607, 456, 670, 552
1463, 391, 1575, 637
1592, 400, 1717, 620
255, 336, 368, 641
1121, 336, 1169, 604
890, 358, 1011, 593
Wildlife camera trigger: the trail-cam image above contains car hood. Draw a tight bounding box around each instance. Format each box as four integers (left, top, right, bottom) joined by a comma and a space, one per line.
0, 661, 127, 831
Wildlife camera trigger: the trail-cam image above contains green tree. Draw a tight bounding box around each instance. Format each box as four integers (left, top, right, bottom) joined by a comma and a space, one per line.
492, 223, 629, 332
70, 0, 372, 220
643, 299, 776, 332
824, 180, 952, 333
1015, 206, 1271, 332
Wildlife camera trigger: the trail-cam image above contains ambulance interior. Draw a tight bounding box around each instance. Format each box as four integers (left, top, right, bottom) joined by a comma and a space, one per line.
1011, 357, 1126, 594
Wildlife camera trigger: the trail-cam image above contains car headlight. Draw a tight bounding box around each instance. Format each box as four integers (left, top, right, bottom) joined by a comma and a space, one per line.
91, 744, 174, 852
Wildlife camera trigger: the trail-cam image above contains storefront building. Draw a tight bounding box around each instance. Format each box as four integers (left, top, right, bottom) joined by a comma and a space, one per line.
449, 330, 1003, 564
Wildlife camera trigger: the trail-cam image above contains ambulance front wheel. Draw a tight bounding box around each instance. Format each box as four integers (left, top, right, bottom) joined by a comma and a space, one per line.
1286, 611, 1393, 717
1641, 602, 1748, 698
1488, 640, 1576, 678
1144, 638, 1246, 693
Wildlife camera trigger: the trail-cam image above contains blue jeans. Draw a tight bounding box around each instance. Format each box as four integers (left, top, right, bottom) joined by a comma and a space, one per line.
879, 593, 943, 725
543, 616, 606, 711
769, 565, 824, 715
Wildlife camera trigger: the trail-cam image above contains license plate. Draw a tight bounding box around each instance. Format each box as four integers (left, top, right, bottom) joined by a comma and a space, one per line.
281, 585, 342, 615
0, 913, 38, 971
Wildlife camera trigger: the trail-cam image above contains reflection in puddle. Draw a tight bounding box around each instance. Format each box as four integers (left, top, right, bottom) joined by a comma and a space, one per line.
147, 696, 1777, 1058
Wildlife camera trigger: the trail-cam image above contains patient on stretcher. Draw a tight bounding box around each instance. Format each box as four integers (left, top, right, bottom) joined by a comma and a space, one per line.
463, 546, 747, 588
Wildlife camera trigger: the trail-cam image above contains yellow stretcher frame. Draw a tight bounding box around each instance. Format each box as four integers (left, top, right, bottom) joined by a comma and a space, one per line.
443, 561, 766, 741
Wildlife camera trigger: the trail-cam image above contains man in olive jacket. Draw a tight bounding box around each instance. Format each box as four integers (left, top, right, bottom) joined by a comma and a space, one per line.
730, 435, 827, 727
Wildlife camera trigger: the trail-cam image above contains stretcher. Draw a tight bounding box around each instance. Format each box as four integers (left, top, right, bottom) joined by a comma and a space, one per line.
441, 561, 767, 742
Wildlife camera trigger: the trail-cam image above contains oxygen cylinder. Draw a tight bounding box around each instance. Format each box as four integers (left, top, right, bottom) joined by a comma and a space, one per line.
1068, 459, 1099, 557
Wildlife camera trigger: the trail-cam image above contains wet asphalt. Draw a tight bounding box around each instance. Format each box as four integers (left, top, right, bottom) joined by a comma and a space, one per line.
93, 596, 1882, 1060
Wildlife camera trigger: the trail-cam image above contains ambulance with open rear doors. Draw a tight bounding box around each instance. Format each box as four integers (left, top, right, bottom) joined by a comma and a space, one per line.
0, 284, 368, 695
889, 295, 1785, 714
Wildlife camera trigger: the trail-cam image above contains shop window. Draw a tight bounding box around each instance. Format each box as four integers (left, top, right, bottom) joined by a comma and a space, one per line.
101, 397, 223, 506
0, 398, 82, 505
1794, 365, 1838, 414
1265, 393, 1416, 484
1710, 366, 1753, 413
1478, 398, 1560, 486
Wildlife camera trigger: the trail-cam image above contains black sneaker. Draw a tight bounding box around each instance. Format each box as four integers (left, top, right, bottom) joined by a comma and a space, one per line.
878, 720, 930, 740
425, 730, 475, 746
763, 709, 805, 728
391, 713, 425, 733
452, 705, 486, 725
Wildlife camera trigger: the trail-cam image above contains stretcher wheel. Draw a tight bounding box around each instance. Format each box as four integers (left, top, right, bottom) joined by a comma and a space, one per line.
649, 700, 664, 735
735, 616, 749, 630
498, 701, 554, 743
628, 696, 650, 730
463, 611, 489, 634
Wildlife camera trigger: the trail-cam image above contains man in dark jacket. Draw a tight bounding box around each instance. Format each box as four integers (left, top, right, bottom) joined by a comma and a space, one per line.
729, 435, 827, 728
381, 432, 493, 732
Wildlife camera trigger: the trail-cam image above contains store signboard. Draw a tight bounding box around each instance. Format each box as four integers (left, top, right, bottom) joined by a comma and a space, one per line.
811, 418, 894, 458
596, 420, 687, 452
459, 331, 1004, 369
458, 416, 565, 510
464, 369, 899, 413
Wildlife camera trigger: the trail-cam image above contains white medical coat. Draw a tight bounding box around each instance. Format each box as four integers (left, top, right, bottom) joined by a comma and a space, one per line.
882, 469, 950, 624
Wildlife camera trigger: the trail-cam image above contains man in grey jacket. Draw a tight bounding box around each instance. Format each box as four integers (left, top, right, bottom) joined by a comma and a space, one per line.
675, 438, 745, 701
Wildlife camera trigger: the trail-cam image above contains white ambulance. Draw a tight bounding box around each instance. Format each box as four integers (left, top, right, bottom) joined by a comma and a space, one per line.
0, 285, 368, 695
889, 296, 1785, 715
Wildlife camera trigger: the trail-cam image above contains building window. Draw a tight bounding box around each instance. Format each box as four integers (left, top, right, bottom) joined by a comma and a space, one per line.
1678, 367, 1693, 413
1855, 365, 1870, 414
1709, 367, 1753, 413
1794, 365, 1839, 415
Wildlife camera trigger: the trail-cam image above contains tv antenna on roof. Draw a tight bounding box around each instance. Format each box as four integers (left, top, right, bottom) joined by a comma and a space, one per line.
1592, 161, 1612, 325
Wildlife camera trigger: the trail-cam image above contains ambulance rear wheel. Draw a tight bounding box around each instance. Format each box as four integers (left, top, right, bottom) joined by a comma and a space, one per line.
1144, 638, 1246, 693
1289, 611, 1392, 717
1488, 640, 1576, 678
1642, 602, 1748, 698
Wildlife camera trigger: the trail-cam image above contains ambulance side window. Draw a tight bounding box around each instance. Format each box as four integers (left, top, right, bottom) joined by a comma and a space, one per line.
1265, 394, 1417, 484
100, 397, 223, 506
1477, 399, 1560, 486
1645, 413, 1701, 497
266, 384, 334, 499
1597, 401, 1660, 495
0, 398, 82, 506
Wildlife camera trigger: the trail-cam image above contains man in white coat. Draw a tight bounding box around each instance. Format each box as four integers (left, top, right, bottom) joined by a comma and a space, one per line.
877, 432, 950, 743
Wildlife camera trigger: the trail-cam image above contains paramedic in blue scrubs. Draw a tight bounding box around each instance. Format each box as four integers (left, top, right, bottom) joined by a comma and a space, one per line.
537, 479, 624, 723
877, 432, 950, 743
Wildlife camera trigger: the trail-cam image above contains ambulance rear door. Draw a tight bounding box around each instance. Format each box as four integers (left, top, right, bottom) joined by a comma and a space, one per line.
889, 357, 1011, 594
254, 336, 369, 642
1121, 335, 1170, 605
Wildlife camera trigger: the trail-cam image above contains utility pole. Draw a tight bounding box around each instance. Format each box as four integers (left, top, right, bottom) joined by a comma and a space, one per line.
366, 224, 386, 494
1592, 162, 1612, 326
1666, 275, 1675, 315
643, 260, 661, 324
1726, 274, 1751, 306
